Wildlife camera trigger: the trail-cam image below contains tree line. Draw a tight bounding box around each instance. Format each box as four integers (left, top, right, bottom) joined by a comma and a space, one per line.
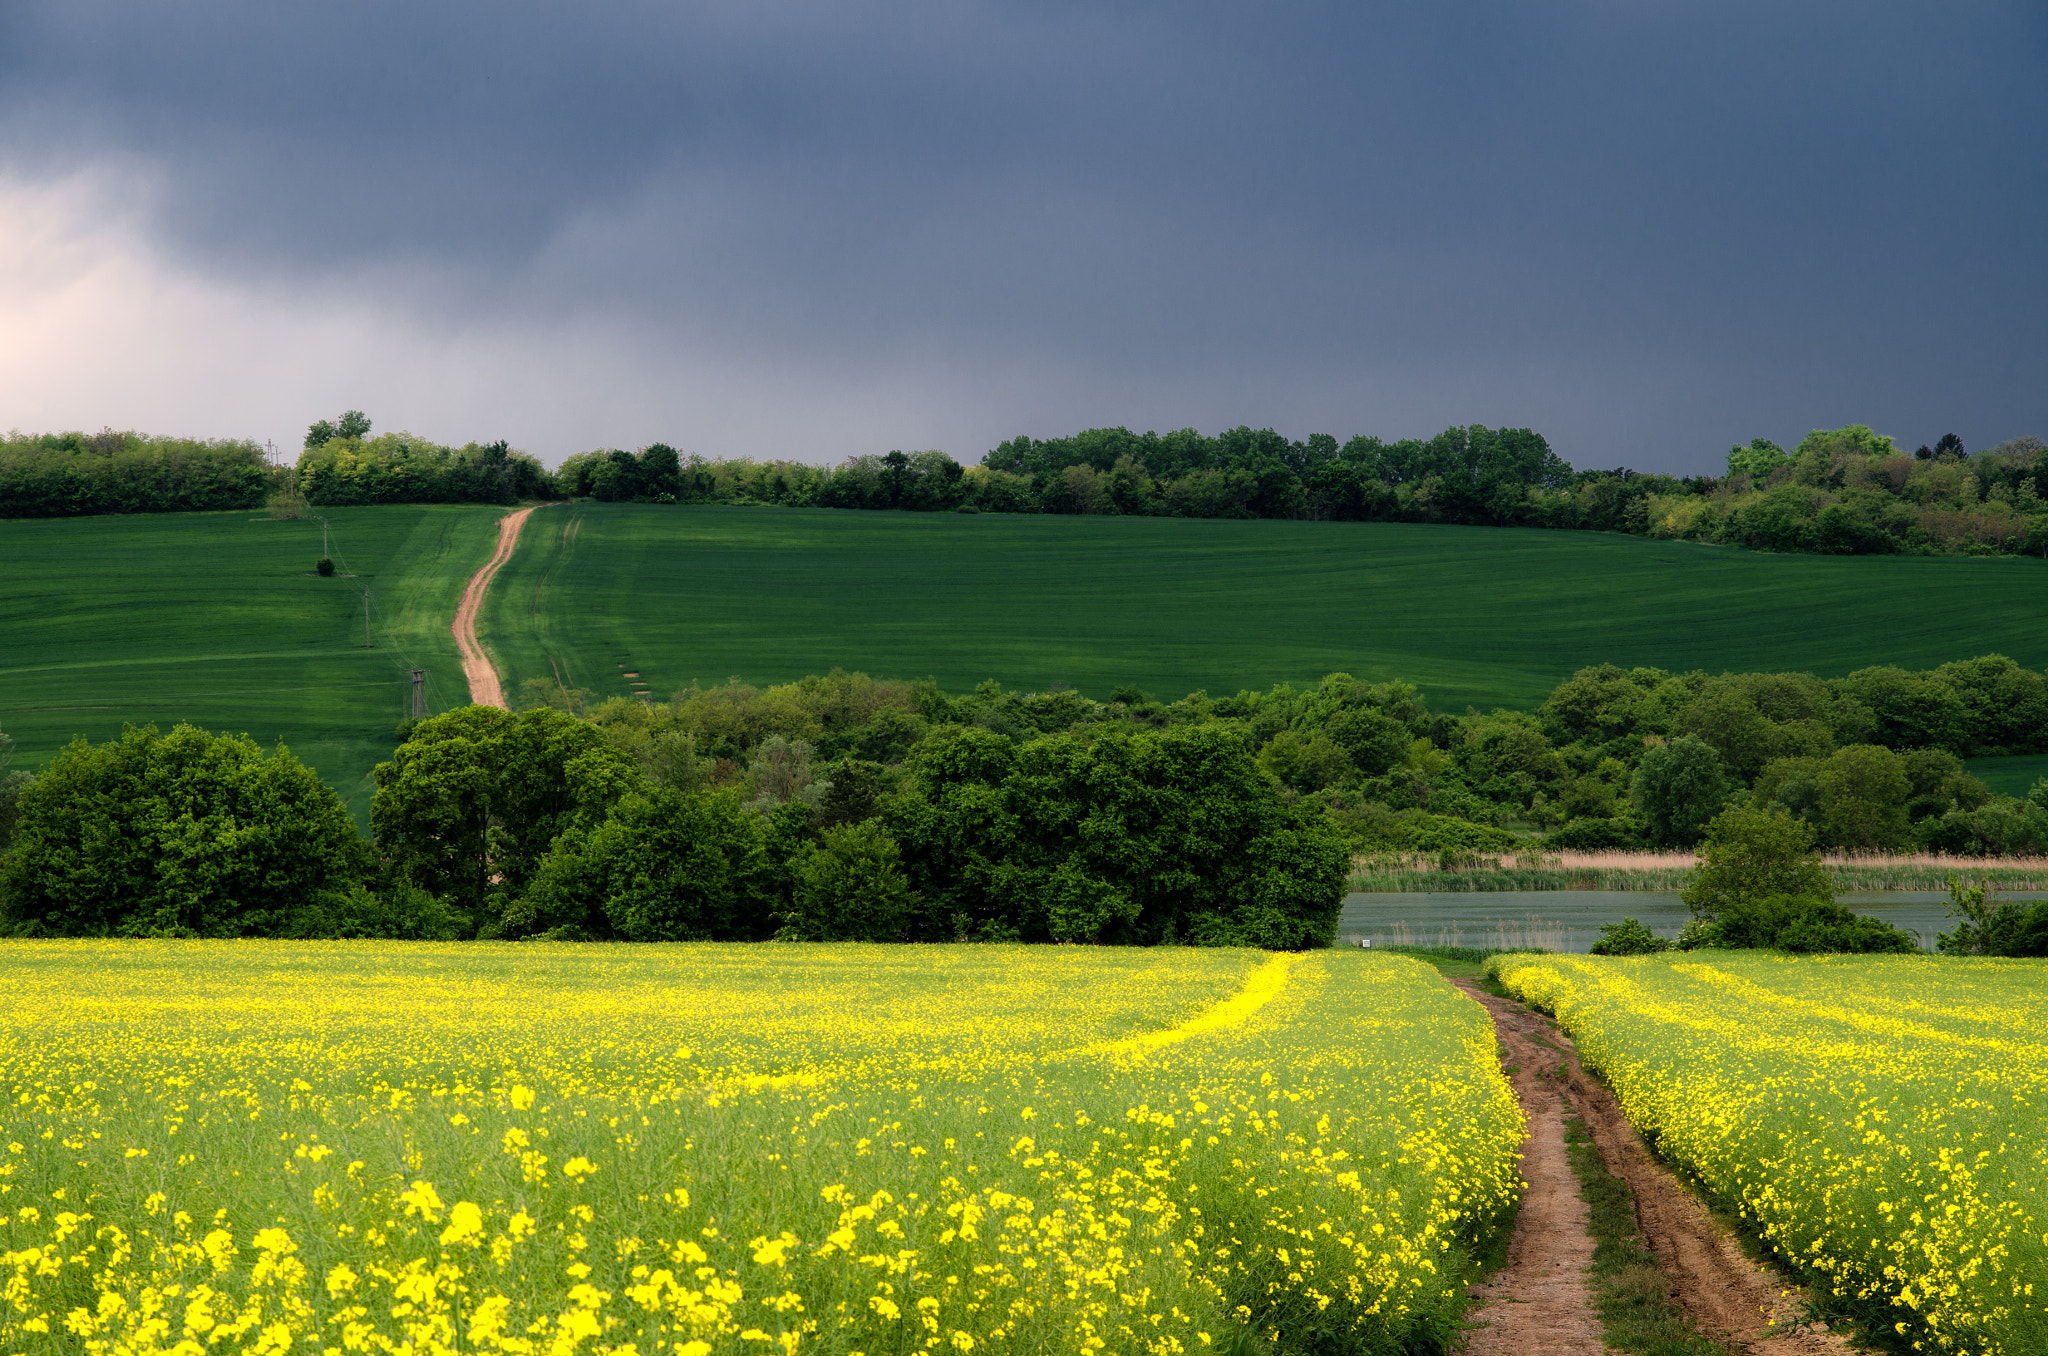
10, 413, 2043, 559
3, 655, 2044, 949
0, 429, 274, 518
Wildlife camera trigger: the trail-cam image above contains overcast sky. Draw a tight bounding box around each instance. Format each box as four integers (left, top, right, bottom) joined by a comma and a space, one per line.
2, 2, 2042, 473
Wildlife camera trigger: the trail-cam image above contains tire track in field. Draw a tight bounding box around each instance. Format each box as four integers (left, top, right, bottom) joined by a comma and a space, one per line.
1453, 979, 1851, 1355
454, 506, 542, 709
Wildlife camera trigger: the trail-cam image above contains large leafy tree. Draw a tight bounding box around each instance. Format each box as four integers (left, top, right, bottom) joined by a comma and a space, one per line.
371, 705, 644, 932
889, 723, 1348, 948
1, 724, 364, 936
1630, 735, 1728, 847
1682, 804, 1834, 920
515, 788, 778, 941
1816, 744, 1913, 851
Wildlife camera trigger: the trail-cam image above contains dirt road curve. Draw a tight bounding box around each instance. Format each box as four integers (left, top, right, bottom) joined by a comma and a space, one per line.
1453, 980, 1851, 1355
453, 506, 539, 709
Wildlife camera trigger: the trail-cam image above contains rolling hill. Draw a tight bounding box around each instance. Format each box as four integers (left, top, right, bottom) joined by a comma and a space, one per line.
479, 504, 2048, 714
0, 505, 503, 823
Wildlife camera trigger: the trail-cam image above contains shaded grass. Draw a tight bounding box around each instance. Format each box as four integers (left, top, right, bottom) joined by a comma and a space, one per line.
0, 505, 505, 826
1968, 752, 2048, 798
1372, 944, 1548, 981
480, 504, 2048, 715
1562, 1116, 1726, 1356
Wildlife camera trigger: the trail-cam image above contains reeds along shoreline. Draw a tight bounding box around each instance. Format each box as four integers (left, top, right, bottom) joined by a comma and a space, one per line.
1347, 849, 2048, 894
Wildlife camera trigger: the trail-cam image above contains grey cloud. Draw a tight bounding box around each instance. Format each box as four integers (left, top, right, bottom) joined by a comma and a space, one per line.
1, 1, 2041, 467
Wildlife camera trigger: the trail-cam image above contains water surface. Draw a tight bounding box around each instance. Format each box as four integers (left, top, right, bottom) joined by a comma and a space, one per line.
1336, 890, 2048, 953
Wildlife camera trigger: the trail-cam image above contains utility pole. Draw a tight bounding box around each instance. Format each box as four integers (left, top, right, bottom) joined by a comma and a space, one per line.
361, 586, 372, 648
317, 516, 330, 557
409, 669, 428, 719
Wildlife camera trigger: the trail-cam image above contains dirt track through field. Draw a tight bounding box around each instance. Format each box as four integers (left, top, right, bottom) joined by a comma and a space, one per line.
1453, 979, 1851, 1355
1457, 983, 1604, 1355
453, 506, 539, 709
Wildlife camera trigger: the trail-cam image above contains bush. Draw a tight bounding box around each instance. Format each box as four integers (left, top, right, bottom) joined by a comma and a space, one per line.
1936, 874, 2048, 957
1541, 816, 1640, 851
1, 724, 366, 937
316, 556, 336, 577
779, 821, 915, 941
1683, 894, 1918, 954
1589, 917, 1671, 955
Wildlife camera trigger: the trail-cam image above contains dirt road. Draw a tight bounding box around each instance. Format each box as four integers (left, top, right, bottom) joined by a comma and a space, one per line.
453, 506, 540, 709
1453, 979, 1850, 1355
1458, 984, 1606, 1355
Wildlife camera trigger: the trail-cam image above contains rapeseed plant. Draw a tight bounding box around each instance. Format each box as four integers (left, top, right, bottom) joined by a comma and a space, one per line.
0, 943, 1519, 1355
1492, 951, 2048, 1356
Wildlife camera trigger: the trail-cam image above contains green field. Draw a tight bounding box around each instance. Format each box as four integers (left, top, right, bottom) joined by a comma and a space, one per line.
0, 506, 503, 822
484, 504, 2048, 712
9, 505, 2046, 815
1969, 752, 2048, 798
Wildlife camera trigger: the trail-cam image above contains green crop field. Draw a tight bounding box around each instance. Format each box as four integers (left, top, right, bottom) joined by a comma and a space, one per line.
483, 504, 2048, 713
10, 504, 2046, 814
1968, 752, 2048, 798
0, 505, 503, 823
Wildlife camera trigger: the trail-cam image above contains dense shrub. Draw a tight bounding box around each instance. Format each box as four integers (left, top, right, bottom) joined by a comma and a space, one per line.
1936, 875, 2048, 957
1, 430, 272, 518
0, 725, 366, 936
1683, 894, 1919, 954
1589, 917, 1670, 955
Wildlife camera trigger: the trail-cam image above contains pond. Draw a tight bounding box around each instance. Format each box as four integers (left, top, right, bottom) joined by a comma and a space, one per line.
1335, 890, 2048, 953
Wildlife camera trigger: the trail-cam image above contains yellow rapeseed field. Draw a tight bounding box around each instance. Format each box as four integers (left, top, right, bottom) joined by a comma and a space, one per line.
0, 943, 1520, 1356
1490, 951, 2048, 1356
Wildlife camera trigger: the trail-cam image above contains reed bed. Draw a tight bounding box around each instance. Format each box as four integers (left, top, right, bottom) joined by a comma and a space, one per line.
1348, 849, 2048, 894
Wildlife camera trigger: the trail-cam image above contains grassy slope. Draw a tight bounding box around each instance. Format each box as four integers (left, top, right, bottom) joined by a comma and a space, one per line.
0, 506, 504, 823
482, 504, 2048, 712
1966, 752, 2048, 797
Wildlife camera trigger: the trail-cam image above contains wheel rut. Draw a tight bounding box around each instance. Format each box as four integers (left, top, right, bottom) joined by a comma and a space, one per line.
1452, 978, 1852, 1355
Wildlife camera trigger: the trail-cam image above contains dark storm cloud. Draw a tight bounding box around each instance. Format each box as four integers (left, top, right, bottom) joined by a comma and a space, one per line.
2, 1, 2042, 467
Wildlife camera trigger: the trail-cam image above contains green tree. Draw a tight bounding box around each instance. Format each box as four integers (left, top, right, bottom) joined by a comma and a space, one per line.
1629, 735, 1728, 847
1682, 803, 1834, 921
519, 788, 774, 941
305, 410, 371, 450
1726, 438, 1789, 482
890, 724, 1347, 948
0, 720, 26, 851
1, 724, 364, 936
371, 705, 644, 932
780, 821, 915, 941
1815, 744, 1912, 850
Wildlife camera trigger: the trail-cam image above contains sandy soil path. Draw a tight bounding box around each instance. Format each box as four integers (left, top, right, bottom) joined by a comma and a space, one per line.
453, 506, 539, 709
1453, 979, 1851, 1355
1457, 983, 1605, 1355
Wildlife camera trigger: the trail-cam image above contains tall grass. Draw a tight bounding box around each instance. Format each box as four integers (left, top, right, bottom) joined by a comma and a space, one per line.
1348, 849, 2048, 894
